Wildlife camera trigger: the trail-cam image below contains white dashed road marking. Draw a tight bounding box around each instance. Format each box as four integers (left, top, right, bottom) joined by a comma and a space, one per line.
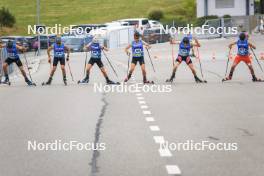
145, 117, 155, 122
159, 148, 172, 157
166, 165, 181, 175
149, 126, 160, 131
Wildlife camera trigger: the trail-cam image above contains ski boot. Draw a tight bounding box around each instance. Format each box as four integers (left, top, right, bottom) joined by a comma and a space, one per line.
78, 77, 89, 84
63, 77, 67, 86
222, 76, 231, 82
252, 75, 263, 82
42, 77, 52, 86
2, 77, 11, 85
195, 75, 206, 83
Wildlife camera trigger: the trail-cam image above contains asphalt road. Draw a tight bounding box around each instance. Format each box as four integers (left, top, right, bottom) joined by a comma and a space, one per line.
0, 35, 264, 176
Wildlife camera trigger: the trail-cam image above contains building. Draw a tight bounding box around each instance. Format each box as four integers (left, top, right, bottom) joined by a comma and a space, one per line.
197, 0, 255, 17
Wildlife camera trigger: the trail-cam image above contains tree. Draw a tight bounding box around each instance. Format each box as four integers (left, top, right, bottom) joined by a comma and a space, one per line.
0, 7, 16, 28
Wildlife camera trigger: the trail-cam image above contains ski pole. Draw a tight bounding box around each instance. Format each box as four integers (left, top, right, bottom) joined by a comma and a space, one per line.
127, 53, 130, 77
67, 61, 74, 81
196, 47, 205, 79
171, 43, 175, 68
84, 51, 88, 76
102, 51, 118, 78
224, 49, 232, 77
250, 47, 264, 73
23, 53, 34, 83
146, 48, 156, 73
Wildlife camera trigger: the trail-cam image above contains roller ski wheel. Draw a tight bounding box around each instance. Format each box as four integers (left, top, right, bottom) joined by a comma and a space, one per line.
63, 80, 67, 86
222, 77, 231, 82
143, 80, 154, 84
166, 78, 173, 83
42, 81, 51, 86
252, 77, 264, 82
107, 80, 120, 85
28, 82, 37, 86
1, 80, 11, 86
195, 77, 206, 84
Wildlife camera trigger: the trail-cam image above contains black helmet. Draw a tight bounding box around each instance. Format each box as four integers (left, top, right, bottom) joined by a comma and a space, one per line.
239, 32, 246, 41
182, 37, 190, 44
134, 31, 140, 38
56, 37, 62, 44
7, 40, 13, 48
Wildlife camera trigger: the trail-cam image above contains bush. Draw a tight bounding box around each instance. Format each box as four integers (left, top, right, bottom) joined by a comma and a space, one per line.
148, 8, 164, 21
223, 14, 231, 18
195, 15, 218, 26
0, 7, 16, 28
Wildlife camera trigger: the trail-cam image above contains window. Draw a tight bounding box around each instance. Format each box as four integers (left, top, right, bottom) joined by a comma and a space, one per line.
215, 0, 235, 8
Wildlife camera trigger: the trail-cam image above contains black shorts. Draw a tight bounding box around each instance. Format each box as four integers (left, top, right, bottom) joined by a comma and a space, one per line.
53, 57, 65, 66
5, 57, 23, 67
132, 56, 145, 65
88, 57, 104, 68
176, 55, 192, 65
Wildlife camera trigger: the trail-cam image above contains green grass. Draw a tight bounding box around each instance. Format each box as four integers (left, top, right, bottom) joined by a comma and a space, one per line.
0, 0, 195, 35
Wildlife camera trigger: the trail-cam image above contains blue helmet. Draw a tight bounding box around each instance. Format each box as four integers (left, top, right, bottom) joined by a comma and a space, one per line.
56, 37, 62, 44
182, 37, 190, 44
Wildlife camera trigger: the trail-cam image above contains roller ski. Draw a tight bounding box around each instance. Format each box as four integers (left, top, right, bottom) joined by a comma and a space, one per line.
106, 79, 120, 85
42, 77, 52, 86
26, 79, 36, 86
1, 78, 11, 86
252, 76, 264, 82
143, 80, 154, 84
195, 76, 207, 83
63, 77, 67, 86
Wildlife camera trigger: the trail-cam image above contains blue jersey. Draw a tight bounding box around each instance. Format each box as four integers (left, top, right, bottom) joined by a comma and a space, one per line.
237, 40, 249, 56
53, 43, 65, 58
178, 42, 191, 57
90, 43, 102, 59
132, 40, 144, 58
6, 43, 19, 59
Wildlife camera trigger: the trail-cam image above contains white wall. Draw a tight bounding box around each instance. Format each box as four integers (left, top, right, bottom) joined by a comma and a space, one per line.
197, 0, 254, 17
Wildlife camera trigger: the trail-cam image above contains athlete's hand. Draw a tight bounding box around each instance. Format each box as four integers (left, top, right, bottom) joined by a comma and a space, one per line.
48, 56, 51, 63
66, 56, 69, 61
126, 51, 131, 56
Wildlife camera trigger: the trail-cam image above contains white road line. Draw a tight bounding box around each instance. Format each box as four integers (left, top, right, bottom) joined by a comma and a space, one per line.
136, 93, 142, 96
138, 101, 146, 104
137, 97, 144, 100
159, 148, 172, 157
153, 136, 165, 144
149, 125, 160, 131
143, 110, 151, 115
166, 165, 181, 175
145, 117, 155, 122
140, 105, 148, 109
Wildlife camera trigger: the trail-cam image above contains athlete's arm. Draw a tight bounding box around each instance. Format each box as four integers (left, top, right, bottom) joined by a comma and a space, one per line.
228, 41, 237, 49
47, 46, 53, 63
193, 38, 201, 47
142, 41, 151, 49
83, 43, 91, 52
64, 46, 70, 61
102, 46, 109, 52
16, 44, 26, 52
125, 44, 131, 56
249, 42, 256, 50
170, 38, 180, 45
